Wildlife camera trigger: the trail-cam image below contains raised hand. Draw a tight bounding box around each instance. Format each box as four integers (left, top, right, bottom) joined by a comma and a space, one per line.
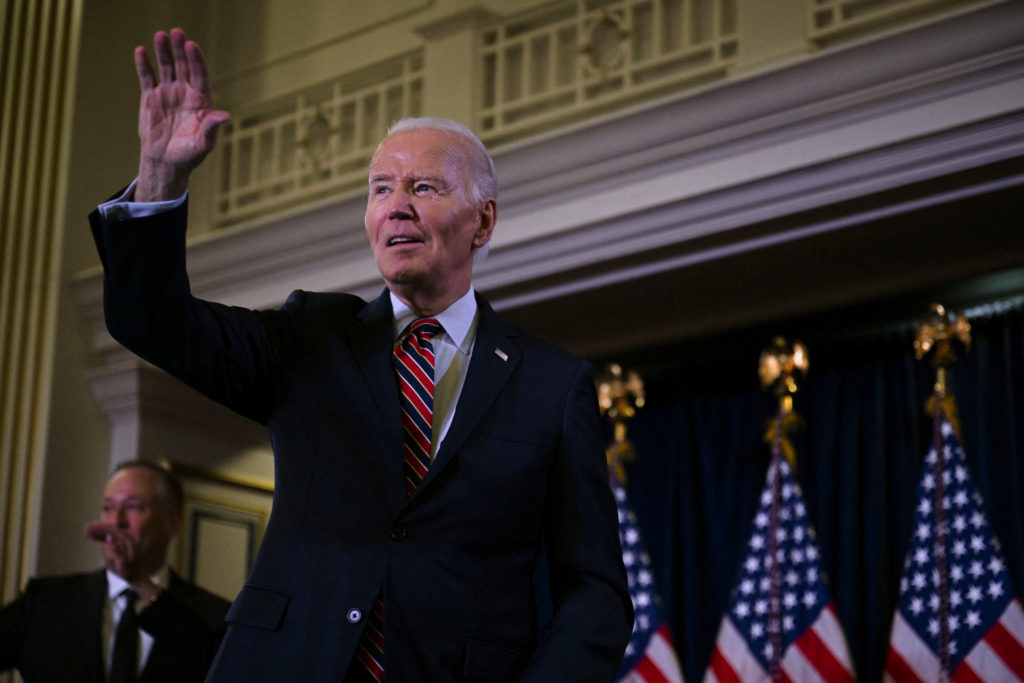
135, 28, 231, 202
85, 521, 163, 602
85, 521, 142, 581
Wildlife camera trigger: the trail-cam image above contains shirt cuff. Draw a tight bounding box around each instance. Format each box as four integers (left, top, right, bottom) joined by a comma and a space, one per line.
98, 179, 187, 221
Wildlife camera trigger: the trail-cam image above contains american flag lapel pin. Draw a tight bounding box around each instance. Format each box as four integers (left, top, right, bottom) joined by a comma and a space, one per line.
494, 348, 508, 362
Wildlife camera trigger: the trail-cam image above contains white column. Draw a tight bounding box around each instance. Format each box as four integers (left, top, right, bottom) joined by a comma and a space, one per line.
414, 7, 496, 129
0, 0, 83, 611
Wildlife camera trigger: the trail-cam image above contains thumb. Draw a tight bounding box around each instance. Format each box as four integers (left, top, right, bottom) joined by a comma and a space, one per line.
200, 110, 231, 146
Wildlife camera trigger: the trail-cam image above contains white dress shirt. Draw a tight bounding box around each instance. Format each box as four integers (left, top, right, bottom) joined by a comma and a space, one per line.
104, 567, 170, 678
391, 289, 478, 457
97, 180, 182, 221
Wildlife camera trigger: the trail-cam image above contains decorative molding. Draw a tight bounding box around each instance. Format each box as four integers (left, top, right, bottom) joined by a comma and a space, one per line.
476, 0, 740, 141
491, 1, 1024, 212
216, 0, 434, 86
806, 0, 989, 46
413, 6, 496, 39
213, 50, 425, 225
86, 360, 268, 453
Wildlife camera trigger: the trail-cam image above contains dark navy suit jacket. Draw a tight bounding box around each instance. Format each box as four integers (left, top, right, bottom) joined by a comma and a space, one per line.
89, 199, 633, 682
0, 569, 229, 682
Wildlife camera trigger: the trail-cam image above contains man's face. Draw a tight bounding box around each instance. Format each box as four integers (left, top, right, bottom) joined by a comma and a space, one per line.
99, 467, 179, 574
365, 128, 494, 307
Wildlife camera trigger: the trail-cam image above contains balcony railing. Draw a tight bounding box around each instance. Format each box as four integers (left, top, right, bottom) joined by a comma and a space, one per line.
807, 0, 968, 44
208, 0, 981, 227
478, 0, 739, 142
214, 52, 423, 225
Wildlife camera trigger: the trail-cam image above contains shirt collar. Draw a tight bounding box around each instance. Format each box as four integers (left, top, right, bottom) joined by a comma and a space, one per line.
390, 289, 477, 355
106, 566, 171, 599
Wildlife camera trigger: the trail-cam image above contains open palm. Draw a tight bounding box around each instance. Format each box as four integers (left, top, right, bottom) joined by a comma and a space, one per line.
135, 28, 230, 200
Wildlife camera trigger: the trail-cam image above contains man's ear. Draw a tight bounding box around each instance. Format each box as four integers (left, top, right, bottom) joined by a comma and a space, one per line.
473, 198, 497, 248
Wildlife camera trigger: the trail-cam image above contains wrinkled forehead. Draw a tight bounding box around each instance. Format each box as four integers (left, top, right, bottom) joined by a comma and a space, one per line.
369, 129, 468, 182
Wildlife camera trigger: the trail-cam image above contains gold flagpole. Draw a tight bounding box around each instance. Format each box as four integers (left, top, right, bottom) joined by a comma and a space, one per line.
914, 302, 972, 441
758, 336, 808, 680
597, 363, 645, 485
913, 302, 971, 682
759, 336, 809, 471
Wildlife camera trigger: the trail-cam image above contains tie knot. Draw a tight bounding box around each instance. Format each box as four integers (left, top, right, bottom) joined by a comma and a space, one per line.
408, 317, 442, 340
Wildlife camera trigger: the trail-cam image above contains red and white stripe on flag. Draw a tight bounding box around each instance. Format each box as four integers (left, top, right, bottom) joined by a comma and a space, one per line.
704, 603, 855, 683
885, 598, 1024, 683
619, 624, 685, 683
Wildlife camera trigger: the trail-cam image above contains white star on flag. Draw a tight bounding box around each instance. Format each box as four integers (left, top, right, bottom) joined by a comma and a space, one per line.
704, 454, 855, 682
884, 410, 1024, 682
612, 475, 686, 683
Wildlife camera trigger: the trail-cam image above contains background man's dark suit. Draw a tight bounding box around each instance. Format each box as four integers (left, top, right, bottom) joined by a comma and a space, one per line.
0, 568, 229, 683
89, 199, 633, 682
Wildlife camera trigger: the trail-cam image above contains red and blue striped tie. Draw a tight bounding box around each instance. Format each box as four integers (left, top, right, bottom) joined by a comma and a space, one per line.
392, 317, 442, 498
356, 317, 441, 681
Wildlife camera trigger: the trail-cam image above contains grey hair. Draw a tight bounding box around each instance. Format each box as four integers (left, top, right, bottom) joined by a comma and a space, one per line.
381, 117, 498, 204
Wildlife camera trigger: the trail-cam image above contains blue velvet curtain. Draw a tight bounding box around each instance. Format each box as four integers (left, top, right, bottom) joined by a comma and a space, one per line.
614, 302, 1024, 682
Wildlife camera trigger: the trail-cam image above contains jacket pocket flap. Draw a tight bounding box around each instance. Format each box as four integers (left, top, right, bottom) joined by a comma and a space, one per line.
463, 637, 522, 681
225, 585, 290, 631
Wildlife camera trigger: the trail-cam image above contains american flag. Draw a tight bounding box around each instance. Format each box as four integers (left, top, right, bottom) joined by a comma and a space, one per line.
703, 453, 855, 683
884, 409, 1024, 682
612, 474, 686, 683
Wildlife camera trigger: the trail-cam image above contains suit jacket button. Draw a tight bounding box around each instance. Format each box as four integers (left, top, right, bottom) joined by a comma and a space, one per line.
390, 525, 407, 541
347, 608, 362, 623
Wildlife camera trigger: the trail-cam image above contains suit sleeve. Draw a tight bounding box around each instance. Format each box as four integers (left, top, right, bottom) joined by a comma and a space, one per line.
88, 198, 295, 425
519, 361, 634, 682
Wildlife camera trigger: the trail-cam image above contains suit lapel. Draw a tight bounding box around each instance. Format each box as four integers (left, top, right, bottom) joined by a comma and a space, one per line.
140, 571, 191, 682
360, 291, 520, 504
141, 573, 177, 680
351, 290, 400, 421
419, 295, 519, 492
162, 570, 191, 608
351, 290, 406, 510
86, 571, 110, 682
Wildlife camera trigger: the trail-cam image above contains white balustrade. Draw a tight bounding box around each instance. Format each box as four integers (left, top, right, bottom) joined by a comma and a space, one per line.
210, 0, 985, 226
215, 52, 424, 225
808, 0, 970, 43
478, 0, 740, 141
